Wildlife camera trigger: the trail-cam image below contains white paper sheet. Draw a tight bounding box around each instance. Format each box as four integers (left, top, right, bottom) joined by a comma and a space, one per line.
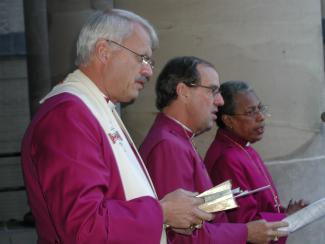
279, 197, 325, 233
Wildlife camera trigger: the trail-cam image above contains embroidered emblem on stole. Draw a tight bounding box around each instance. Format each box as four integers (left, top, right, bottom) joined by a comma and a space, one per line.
108, 131, 122, 144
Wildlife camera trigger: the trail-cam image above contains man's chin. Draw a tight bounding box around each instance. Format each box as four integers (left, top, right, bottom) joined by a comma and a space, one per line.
121, 98, 136, 108
196, 124, 212, 136
119, 91, 140, 107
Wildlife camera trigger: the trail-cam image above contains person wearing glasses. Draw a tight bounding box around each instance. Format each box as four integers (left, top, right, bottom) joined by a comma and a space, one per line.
204, 80, 307, 243
21, 10, 214, 244
140, 56, 288, 244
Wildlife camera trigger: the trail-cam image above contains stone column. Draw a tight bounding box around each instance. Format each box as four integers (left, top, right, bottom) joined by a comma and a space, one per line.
23, 0, 51, 116
47, 0, 113, 86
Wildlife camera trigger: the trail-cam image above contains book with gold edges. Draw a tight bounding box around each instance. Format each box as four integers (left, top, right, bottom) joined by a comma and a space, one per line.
197, 180, 271, 213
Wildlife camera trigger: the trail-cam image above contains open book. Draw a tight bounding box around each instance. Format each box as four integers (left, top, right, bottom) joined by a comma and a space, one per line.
279, 197, 325, 233
197, 180, 271, 213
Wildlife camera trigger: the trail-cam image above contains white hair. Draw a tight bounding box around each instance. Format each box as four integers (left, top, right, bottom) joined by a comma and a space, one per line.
75, 8, 158, 66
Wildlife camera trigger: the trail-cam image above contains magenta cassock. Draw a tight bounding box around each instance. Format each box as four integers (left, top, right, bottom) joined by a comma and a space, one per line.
21, 93, 164, 244
140, 113, 247, 244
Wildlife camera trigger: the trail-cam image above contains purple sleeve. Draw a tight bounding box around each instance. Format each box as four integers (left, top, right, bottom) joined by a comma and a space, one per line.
211, 154, 286, 223
144, 140, 247, 244
31, 100, 163, 243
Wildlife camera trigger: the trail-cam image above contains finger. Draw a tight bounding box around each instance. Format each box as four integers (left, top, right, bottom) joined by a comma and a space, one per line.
276, 230, 289, 237
273, 235, 279, 242
271, 229, 288, 239
177, 189, 204, 204
268, 221, 289, 228
193, 208, 214, 222
192, 196, 205, 205
194, 219, 204, 229
299, 199, 306, 207
171, 227, 193, 235
180, 189, 199, 197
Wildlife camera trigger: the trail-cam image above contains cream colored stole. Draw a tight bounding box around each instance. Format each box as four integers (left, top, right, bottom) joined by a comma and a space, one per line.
40, 70, 166, 243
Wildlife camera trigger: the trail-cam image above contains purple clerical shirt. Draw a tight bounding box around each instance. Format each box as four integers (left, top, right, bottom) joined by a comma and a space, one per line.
204, 128, 287, 243
140, 113, 247, 244
21, 93, 164, 244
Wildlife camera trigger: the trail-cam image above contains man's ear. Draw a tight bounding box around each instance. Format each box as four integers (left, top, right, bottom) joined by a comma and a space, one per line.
176, 83, 190, 101
222, 114, 233, 129
95, 40, 110, 63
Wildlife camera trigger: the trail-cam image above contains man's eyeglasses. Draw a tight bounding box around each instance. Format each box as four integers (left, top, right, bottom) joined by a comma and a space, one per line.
187, 83, 221, 98
228, 105, 270, 118
106, 39, 155, 69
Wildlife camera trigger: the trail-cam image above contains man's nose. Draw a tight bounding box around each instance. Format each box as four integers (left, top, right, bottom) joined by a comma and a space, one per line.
214, 93, 224, 106
141, 63, 153, 78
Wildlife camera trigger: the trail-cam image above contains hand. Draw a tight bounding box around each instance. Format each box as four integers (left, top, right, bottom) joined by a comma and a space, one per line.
171, 227, 194, 235
171, 220, 204, 235
160, 189, 214, 228
286, 199, 308, 215
246, 220, 288, 244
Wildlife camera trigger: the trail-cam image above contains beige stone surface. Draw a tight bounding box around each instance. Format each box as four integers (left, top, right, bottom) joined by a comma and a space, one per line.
116, 0, 325, 161
267, 154, 325, 243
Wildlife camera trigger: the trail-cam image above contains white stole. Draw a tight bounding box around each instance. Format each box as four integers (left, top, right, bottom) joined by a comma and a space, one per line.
41, 70, 166, 243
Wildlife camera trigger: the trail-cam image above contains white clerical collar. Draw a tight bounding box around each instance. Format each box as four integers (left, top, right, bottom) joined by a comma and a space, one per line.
40, 69, 112, 106
76, 70, 116, 110
165, 114, 194, 138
